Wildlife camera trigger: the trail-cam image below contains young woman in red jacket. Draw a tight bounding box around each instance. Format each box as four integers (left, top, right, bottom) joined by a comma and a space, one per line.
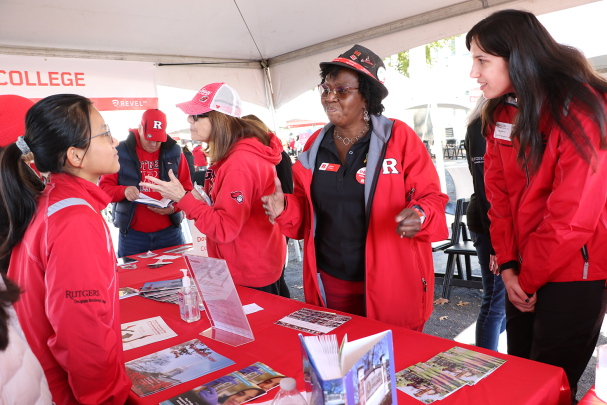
468, 10, 607, 401
141, 83, 287, 294
0, 94, 131, 404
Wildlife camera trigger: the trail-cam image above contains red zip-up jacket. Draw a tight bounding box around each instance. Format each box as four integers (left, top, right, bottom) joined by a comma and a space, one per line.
275, 116, 449, 330
485, 98, 607, 294
8, 173, 131, 404
177, 134, 286, 288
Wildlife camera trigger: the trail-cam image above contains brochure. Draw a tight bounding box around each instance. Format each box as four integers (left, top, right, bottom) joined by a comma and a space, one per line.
119, 287, 139, 300
140, 279, 182, 293
238, 362, 285, 391
121, 316, 177, 351
395, 346, 506, 403
135, 193, 173, 208
160, 371, 266, 405
276, 308, 350, 335
125, 339, 235, 397
299, 330, 397, 405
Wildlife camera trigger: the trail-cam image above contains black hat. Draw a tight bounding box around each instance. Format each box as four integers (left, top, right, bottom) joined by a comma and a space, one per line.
319, 44, 388, 99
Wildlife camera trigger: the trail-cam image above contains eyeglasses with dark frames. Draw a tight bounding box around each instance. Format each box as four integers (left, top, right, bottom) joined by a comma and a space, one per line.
191, 113, 209, 122
318, 83, 359, 98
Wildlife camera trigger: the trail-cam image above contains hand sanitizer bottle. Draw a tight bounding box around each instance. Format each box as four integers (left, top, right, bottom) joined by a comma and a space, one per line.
178, 269, 200, 323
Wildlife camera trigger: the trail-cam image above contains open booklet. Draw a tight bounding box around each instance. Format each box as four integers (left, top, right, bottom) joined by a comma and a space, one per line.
135, 193, 173, 208
300, 330, 397, 405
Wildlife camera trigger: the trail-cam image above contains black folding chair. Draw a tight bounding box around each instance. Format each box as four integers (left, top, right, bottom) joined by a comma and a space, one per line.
439, 198, 482, 299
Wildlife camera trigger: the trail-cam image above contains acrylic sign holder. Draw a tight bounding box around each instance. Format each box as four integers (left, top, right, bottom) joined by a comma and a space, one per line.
184, 253, 255, 347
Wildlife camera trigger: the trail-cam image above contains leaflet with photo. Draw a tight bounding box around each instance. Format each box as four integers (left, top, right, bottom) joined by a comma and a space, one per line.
159, 371, 266, 405
275, 308, 350, 335
396, 364, 455, 404
119, 287, 139, 300
140, 279, 182, 293
238, 362, 285, 392
121, 316, 177, 351
395, 346, 507, 403
125, 339, 234, 397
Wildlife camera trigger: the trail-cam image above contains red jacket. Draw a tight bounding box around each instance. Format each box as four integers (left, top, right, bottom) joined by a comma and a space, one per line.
276, 116, 449, 329
485, 98, 607, 294
177, 134, 287, 288
99, 128, 192, 233
7, 173, 131, 404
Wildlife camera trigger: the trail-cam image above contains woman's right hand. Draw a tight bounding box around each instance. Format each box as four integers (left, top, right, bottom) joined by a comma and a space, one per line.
501, 269, 537, 312
261, 177, 284, 224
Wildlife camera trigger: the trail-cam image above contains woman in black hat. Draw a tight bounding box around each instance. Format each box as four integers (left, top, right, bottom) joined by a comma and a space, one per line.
263, 44, 449, 330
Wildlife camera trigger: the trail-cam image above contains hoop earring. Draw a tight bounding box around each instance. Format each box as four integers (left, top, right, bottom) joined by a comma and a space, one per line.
363, 109, 370, 122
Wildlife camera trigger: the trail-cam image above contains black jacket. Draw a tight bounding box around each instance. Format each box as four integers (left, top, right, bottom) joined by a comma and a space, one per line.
464, 118, 492, 243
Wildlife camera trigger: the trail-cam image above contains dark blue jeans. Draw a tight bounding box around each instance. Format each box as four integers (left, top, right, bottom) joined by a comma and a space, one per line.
471, 231, 507, 351
117, 226, 184, 258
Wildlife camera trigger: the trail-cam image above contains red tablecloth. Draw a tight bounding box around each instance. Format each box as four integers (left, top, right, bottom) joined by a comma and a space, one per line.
579, 386, 606, 404
119, 247, 571, 405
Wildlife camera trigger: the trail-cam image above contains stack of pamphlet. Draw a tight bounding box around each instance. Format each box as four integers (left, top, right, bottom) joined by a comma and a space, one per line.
160, 362, 286, 405
395, 346, 506, 403
139, 279, 182, 305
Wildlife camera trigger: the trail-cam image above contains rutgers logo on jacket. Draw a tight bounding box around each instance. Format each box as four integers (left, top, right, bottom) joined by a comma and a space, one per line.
382, 158, 400, 174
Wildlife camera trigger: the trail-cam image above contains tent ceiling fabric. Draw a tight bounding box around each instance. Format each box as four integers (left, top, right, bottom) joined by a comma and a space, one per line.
0, 0, 597, 109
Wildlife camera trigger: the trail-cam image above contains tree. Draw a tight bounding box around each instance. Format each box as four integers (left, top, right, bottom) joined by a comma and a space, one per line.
387, 37, 457, 78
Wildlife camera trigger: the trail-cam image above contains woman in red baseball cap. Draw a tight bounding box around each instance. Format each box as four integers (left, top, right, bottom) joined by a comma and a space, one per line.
0, 94, 131, 404
141, 83, 287, 295
261, 44, 449, 331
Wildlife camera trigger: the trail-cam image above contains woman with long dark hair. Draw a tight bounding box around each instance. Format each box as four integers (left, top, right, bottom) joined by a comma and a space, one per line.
467, 9, 607, 401
1, 94, 131, 403
141, 83, 287, 294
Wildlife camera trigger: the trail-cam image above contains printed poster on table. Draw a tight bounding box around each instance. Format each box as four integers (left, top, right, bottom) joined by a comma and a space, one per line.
125, 339, 234, 397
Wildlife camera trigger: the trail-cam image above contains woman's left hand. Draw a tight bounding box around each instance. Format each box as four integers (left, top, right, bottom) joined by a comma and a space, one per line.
395, 208, 421, 238
139, 169, 187, 202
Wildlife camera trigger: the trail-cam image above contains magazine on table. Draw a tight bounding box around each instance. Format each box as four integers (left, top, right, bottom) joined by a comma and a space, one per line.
159, 371, 266, 405
119, 287, 139, 300
395, 346, 507, 403
275, 308, 350, 335
238, 362, 286, 392
121, 316, 177, 351
125, 339, 235, 397
299, 330, 397, 405
135, 193, 173, 208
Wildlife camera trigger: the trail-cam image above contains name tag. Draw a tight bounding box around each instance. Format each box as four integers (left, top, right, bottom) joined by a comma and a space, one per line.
319, 163, 340, 172
494, 122, 513, 142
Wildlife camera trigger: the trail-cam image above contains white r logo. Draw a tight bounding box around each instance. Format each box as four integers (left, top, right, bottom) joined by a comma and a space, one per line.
153, 121, 162, 129
382, 158, 399, 174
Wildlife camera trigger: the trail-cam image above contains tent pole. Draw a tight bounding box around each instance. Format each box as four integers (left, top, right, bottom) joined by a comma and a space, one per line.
262, 64, 279, 133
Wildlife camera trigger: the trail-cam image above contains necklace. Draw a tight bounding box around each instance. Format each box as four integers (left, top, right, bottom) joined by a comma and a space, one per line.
334, 123, 369, 146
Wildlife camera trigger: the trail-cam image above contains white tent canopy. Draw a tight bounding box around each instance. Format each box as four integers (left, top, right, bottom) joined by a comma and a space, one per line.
0, 0, 598, 110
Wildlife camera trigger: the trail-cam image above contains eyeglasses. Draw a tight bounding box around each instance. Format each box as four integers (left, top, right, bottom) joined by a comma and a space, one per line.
71, 126, 114, 147
318, 83, 359, 98
63, 126, 114, 166
191, 114, 209, 122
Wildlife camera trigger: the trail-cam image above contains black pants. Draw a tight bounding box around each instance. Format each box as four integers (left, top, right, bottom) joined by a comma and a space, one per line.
506, 280, 607, 402
249, 269, 290, 298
